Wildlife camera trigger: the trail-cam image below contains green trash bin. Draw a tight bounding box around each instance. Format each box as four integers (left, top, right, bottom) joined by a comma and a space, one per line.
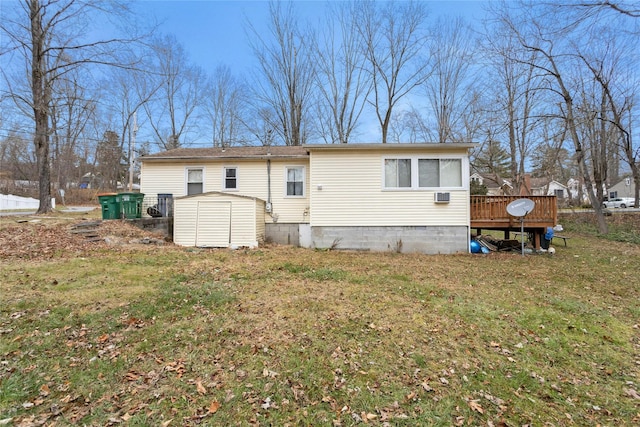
119, 192, 145, 219
97, 193, 121, 220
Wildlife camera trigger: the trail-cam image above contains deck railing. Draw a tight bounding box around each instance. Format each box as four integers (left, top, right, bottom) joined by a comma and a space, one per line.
470, 195, 558, 229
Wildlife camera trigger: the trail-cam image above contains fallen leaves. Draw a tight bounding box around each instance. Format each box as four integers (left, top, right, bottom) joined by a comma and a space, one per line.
0, 218, 169, 260
624, 387, 640, 399
468, 399, 485, 414
196, 379, 207, 395
208, 401, 221, 414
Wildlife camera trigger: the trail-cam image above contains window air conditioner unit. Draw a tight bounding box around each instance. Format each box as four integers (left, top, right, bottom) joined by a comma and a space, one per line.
434, 192, 450, 203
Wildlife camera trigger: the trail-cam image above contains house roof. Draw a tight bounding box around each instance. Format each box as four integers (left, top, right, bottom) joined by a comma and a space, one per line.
305, 142, 477, 151
140, 143, 478, 163
140, 145, 309, 162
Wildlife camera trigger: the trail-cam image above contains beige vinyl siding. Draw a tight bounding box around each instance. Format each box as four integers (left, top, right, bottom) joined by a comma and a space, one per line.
173, 197, 199, 246
228, 196, 257, 246
173, 192, 263, 247
140, 159, 309, 223
195, 201, 232, 247
265, 163, 310, 223
255, 202, 266, 243
140, 162, 192, 200
310, 149, 470, 227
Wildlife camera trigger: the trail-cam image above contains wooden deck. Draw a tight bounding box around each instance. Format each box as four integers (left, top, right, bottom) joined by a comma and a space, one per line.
470, 196, 558, 249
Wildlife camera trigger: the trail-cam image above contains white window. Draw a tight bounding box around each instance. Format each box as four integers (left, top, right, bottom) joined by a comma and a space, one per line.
384, 159, 412, 188
418, 158, 462, 188
186, 168, 203, 195
286, 166, 305, 196
224, 167, 238, 190
384, 157, 463, 189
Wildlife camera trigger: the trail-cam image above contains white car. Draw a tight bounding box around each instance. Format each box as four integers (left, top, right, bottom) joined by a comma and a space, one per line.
603, 197, 636, 208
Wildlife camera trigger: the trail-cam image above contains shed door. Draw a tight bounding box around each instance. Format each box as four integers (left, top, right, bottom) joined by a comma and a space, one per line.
195, 201, 231, 247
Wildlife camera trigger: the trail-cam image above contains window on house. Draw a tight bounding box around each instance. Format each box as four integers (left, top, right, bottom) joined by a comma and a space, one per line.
554, 189, 564, 198
417, 159, 462, 188
384, 159, 412, 188
187, 168, 203, 195
385, 158, 462, 189
286, 166, 305, 196
224, 167, 237, 190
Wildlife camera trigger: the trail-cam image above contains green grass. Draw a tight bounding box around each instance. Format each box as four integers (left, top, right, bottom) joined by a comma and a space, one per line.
1, 217, 639, 426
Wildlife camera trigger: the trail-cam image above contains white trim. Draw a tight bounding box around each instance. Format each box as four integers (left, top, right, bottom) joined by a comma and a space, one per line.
284, 165, 306, 198
223, 166, 239, 191
382, 155, 467, 191
185, 166, 205, 195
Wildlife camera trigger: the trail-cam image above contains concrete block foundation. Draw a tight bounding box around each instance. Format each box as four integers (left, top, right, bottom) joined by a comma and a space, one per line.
309, 225, 469, 254
265, 223, 300, 246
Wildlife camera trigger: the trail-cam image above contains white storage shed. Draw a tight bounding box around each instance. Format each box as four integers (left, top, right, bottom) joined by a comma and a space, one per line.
173, 192, 265, 248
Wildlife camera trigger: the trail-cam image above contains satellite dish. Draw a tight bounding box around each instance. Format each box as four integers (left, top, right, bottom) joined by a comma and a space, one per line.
507, 198, 535, 217
506, 198, 535, 257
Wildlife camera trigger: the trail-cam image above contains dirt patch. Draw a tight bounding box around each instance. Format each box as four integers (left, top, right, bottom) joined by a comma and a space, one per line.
0, 217, 170, 260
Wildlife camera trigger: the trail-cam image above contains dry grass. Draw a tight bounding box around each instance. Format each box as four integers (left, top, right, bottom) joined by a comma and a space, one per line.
1, 212, 639, 426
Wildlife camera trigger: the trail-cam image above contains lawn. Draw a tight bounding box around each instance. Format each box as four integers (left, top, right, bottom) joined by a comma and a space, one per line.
1, 212, 639, 426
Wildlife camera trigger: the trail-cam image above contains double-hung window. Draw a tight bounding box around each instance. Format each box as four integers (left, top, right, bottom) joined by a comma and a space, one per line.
383, 157, 463, 189
286, 166, 305, 196
186, 168, 204, 195
224, 167, 238, 190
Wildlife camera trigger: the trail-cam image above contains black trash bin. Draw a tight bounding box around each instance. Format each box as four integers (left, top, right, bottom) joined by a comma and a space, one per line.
157, 193, 173, 217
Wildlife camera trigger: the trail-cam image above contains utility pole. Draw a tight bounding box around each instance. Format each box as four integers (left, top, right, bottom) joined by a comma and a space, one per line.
128, 111, 138, 191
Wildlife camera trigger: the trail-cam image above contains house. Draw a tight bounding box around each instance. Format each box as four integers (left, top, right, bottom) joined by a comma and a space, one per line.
607, 177, 637, 201
470, 173, 513, 195
528, 177, 569, 199
138, 143, 476, 254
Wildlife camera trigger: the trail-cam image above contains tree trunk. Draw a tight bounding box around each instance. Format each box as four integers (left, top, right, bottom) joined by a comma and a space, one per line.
30, 0, 53, 214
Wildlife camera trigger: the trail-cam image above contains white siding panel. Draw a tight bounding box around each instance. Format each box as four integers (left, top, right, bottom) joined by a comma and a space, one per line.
140, 159, 310, 224
173, 198, 199, 246
140, 163, 190, 200
174, 192, 264, 248
196, 201, 231, 247
310, 150, 470, 227
255, 201, 266, 245
229, 198, 255, 247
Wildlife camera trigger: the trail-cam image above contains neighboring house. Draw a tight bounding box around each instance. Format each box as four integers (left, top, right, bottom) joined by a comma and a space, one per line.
139, 143, 476, 254
528, 178, 568, 199
470, 173, 513, 195
608, 177, 637, 201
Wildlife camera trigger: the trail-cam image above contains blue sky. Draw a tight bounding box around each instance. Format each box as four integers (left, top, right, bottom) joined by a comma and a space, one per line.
139, 0, 489, 75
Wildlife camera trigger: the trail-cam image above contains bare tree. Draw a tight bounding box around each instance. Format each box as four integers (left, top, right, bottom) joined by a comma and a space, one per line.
242, 107, 278, 147
49, 71, 96, 191
0, 0, 144, 213
494, 1, 616, 232
205, 65, 249, 147
101, 52, 162, 188
357, 0, 430, 143
248, 1, 316, 146
143, 34, 207, 150
481, 26, 545, 195
0, 130, 37, 184
313, 1, 371, 144
424, 17, 478, 143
